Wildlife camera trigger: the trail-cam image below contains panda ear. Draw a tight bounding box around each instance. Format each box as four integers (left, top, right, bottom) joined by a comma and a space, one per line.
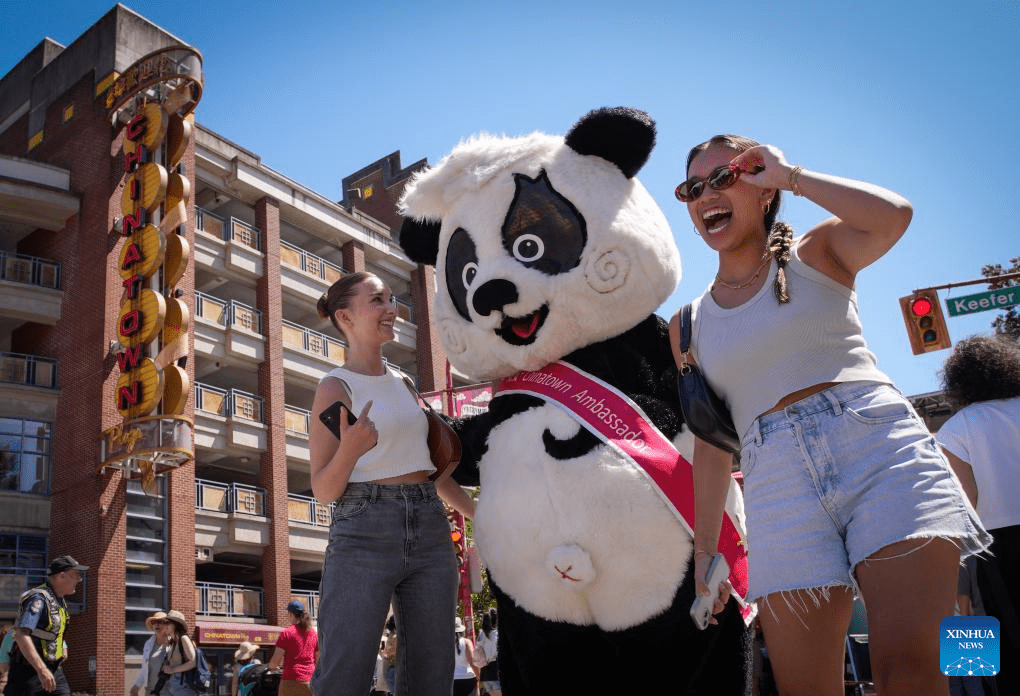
564, 107, 656, 179
398, 217, 442, 266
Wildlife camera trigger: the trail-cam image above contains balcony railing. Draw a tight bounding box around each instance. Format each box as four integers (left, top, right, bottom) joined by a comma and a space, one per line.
0, 251, 60, 289
280, 241, 345, 284
195, 384, 264, 423
288, 589, 321, 620
287, 492, 334, 528
0, 353, 58, 388
284, 406, 310, 435
195, 207, 261, 251
282, 320, 346, 363
196, 207, 225, 240
196, 581, 263, 618
230, 218, 261, 251
195, 478, 266, 516
195, 292, 263, 334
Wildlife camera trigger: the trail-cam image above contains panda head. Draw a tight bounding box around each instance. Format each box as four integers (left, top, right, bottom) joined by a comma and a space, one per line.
398, 107, 681, 380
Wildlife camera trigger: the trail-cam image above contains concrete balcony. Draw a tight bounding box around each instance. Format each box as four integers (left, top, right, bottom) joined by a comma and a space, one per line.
0, 252, 62, 325
281, 320, 346, 387
193, 292, 265, 374
279, 240, 345, 305
194, 480, 332, 563
194, 207, 263, 283
193, 384, 267, 455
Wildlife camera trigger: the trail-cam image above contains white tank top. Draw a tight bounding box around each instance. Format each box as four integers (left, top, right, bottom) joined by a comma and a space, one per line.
321, 364, 434, 482
692, 243, 891, 441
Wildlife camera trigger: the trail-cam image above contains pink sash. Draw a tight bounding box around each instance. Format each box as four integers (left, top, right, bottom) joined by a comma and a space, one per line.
497, 360, 753, 620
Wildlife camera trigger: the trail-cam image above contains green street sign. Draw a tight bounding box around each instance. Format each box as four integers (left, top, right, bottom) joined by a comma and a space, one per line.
946, 287, 1020, 317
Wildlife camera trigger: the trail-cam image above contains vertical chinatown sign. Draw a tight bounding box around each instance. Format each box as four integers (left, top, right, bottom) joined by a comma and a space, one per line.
99, 46, 203, 492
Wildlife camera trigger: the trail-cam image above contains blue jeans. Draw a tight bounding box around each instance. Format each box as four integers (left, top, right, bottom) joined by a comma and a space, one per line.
311, 482, 458, 696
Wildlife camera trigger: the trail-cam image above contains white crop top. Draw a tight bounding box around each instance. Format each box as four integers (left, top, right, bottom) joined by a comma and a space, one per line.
692, 243, 892, 441
321, 364, 434, 482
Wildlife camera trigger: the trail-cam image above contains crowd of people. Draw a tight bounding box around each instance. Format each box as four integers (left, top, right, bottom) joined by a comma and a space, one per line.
5, 132, 1014, 696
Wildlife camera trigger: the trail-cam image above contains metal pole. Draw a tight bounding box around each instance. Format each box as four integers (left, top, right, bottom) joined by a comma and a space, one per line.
914, 272, 1020, 294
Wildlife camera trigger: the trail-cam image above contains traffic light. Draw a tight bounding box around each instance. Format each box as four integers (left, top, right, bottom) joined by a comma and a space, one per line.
899, 290, 951, 354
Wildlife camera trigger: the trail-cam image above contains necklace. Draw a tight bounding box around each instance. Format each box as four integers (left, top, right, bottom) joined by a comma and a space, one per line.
713, 249, 772, 290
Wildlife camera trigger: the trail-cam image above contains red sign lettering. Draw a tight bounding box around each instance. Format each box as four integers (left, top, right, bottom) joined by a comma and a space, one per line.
120, 309, 141, 337
117, 382, 141, 410
116, 344, 145, 371
122, 242, 143, 268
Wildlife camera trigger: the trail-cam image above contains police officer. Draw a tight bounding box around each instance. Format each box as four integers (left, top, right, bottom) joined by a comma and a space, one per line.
4, 555, 87, 696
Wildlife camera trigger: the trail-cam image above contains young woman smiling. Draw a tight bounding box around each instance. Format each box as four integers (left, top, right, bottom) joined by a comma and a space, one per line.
669, 135, 990, 696
309, 271, 475, 696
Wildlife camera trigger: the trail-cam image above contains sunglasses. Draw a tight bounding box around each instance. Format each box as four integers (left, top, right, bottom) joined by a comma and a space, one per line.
675, 163, 763, 203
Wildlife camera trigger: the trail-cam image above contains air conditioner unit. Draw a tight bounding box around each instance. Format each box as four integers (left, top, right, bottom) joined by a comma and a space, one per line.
195, 546, 214, 563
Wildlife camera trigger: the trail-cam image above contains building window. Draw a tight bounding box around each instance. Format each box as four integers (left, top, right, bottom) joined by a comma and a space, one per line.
0, 534, 47, 611
125, 477, 167, 658
0, 418, 53, 495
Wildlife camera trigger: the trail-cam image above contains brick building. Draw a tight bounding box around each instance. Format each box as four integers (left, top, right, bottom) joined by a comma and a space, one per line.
0, 6, 458, 694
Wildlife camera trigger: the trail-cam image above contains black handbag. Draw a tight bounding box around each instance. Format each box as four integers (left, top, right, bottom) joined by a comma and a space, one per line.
676, 304, 741, 456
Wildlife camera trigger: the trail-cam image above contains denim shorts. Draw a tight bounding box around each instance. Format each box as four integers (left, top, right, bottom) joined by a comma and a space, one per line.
739, 381, 991, 602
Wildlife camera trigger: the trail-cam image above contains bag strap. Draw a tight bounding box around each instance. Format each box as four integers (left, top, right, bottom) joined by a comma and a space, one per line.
678, 304, 693, 374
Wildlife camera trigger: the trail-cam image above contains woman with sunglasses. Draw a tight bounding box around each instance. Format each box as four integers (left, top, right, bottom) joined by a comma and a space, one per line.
669, 134, 989, 696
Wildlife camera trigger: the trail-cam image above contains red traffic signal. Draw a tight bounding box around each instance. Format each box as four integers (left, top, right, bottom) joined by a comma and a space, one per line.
899, 290, 951, 354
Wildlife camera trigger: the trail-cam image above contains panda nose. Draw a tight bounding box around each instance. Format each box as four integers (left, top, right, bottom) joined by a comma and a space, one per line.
472, 278, 518, 317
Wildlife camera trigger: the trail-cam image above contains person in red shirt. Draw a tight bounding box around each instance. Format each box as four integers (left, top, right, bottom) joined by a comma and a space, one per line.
268, 601, 318, 696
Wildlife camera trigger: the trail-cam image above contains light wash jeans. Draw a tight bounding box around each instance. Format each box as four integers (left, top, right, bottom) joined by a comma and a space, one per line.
311, 482, 458, 696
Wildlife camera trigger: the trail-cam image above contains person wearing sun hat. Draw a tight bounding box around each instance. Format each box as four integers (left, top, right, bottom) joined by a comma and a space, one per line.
6, 554, 87, 696
158, 610, 200, 695
130, 611, 171, 696
267, 600, 317, 696
231, 641, 262, 696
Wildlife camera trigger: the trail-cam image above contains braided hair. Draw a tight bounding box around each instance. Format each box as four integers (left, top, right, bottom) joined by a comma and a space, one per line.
686, 135, 793, 304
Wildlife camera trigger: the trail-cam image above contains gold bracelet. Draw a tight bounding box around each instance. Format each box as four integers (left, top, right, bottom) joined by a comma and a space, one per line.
788, 166, 804, 196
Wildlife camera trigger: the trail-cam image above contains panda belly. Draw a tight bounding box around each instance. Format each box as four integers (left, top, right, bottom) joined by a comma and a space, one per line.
474, 402, 693, 631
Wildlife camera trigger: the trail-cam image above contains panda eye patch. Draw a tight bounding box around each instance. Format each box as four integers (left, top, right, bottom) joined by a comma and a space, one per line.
503, 171, 586, 275
445, 227, 479, 321
512, 235, 544, 263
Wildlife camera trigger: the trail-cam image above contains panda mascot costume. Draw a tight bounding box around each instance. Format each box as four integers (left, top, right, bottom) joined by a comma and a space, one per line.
398, 107, 752, 694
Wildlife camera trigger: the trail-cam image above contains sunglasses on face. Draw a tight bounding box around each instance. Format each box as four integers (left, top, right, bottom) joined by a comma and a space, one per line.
675, 162, 765, 203
674, 164, 741, 203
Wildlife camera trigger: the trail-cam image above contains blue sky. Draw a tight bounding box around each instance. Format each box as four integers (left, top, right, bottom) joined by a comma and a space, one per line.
2, 0, 1017, 396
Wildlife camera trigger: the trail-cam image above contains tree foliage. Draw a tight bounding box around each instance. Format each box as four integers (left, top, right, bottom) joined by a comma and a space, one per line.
981, 257, 1020, 341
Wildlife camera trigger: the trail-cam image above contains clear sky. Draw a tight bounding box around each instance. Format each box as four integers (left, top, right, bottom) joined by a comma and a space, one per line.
2, 0, 1017, 396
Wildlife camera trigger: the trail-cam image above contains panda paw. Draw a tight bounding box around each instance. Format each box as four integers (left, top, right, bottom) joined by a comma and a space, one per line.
546, 544, 595, 588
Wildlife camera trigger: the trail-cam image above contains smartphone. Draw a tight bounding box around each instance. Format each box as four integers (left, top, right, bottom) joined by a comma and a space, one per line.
318, 400, 357, 440
690, 553, 730, 630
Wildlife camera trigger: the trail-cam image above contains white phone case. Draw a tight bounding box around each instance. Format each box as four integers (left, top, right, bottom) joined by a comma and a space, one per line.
690, 553, 730, 630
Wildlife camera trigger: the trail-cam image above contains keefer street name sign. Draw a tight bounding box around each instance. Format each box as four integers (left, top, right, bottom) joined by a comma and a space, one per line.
946, 287, 1020, 317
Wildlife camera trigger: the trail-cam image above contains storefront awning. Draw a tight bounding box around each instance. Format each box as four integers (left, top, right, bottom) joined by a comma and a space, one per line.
195, 620, 283, 647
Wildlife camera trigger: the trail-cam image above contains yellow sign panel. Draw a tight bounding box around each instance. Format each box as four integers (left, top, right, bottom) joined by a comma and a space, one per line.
118, 288, 166, 346
119, 225, 166, 281
164, 233, 190, 289
162, 364, 190, 415
120, 162, 168, 215
116, 357, 163, 418
166, 115, 192, 169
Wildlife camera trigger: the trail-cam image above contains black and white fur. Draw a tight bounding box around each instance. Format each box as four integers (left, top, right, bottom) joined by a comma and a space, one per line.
399, 108, 750, 694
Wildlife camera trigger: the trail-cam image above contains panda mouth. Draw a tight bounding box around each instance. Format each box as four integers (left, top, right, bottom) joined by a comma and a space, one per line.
496, 305, 549, 346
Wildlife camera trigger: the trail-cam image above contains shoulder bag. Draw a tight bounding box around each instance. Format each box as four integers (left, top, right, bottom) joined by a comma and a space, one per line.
401, 375, 461, 482
676, 304, 741, 456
